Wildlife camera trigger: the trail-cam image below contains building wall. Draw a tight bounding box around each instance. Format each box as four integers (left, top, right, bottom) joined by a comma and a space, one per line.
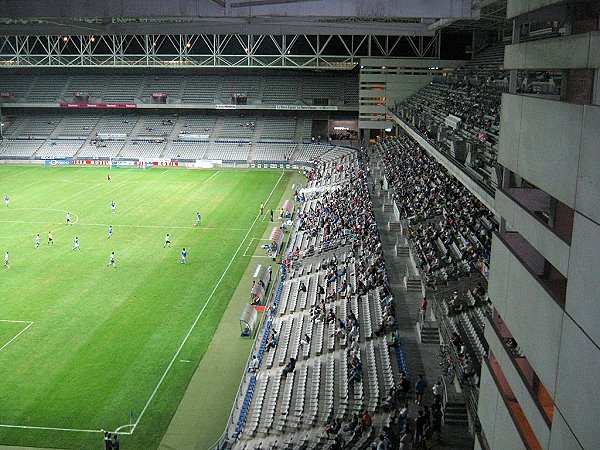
477, 1, 600, 448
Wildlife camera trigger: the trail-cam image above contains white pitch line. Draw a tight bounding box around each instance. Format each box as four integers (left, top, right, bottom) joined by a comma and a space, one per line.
203, 171, 220, 184
0, 319, 34, 324
0, 321, 34, 352
0, 423, 102, 434
0, 220, 247, 232
129, 170, 285, 434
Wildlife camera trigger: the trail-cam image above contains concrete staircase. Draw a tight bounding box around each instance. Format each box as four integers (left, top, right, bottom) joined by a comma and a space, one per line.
405, 276, 423, 292
444, 401, 470, 426
417, 323, 440, 344
395, 241, 410, 258
387, 220, 402, 232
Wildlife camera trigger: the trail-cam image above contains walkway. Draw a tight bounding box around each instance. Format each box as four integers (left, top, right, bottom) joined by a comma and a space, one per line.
368, 155, 474, 450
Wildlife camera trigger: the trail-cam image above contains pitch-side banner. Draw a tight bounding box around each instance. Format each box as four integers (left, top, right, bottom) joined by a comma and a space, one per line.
73, 159, 110, 165
59, 103, 137, 109
44, 159, 72, 166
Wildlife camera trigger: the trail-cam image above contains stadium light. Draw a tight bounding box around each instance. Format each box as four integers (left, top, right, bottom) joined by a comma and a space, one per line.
90, 36, 96, 43
186, 42, 192, 49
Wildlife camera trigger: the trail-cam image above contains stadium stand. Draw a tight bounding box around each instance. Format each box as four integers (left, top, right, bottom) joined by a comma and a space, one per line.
393, 44, 507, 192
0, 139, 43, 158
0, 72, 359, 107
376, 135, 496, 290
227, 149, 419, 448
77, 140, 124, 158
36, 139, 84, 159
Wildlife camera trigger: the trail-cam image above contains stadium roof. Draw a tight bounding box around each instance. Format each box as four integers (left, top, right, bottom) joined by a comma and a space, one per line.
0, 0, 482, 36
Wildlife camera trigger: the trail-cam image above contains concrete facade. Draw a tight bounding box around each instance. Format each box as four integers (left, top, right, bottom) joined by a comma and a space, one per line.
477, 2, 600, 449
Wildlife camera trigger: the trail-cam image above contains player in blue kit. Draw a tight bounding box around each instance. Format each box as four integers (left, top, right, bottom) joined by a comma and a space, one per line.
181, 248, 187, 264
107, 225, 113, 240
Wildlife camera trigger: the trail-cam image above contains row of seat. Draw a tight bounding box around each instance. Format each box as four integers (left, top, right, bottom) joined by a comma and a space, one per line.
1, 72, 358, 105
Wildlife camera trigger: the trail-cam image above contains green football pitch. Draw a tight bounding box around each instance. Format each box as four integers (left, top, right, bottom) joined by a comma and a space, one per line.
0, 165, 293, 449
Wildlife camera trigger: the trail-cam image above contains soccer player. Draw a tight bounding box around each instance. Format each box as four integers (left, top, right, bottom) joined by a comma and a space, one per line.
181, 247, 187, 264
107, 172, 111, 182
164, 233, 171, 248
72, 236, 80, 251
4, 195, 8, 207
66, 212, 71, 225
107, 251, 116, 268
111, 200, 116, 214
4, 251, 9, 269
107, 225, 113, 240
48, 231, 53, 245
35, 234, 40, 248
260, 202, 264, 215
195, 212, 201, 226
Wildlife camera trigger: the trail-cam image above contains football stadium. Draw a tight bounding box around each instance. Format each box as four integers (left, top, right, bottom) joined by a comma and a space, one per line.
0, 1, 599, 450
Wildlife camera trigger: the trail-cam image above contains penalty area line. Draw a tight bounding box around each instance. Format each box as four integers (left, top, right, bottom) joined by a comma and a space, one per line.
0, 321, 34, 353
203, 171, 220, 184
130, 169, 286, 434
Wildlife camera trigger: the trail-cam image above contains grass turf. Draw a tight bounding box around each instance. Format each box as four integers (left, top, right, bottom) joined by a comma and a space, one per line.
0, 165, 292, 449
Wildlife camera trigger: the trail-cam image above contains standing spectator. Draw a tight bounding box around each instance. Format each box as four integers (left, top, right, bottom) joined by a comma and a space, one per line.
399, 426, 413, 450
112, 433, 120, 450
432, 380, 443, 404
270, 209, 274, 222
415, 374, 426, 405
415, 409, 425, 445
420, 296, 428, 322
431, 403, 443, 440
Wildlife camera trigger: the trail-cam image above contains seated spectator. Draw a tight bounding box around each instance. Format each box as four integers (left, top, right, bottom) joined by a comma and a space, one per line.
247, 355, 259, 373
265, 330, 278, 352
343, 413, 359, 433
356, 409, 372, 433
381, 386, 397, 411
299, 333, 311, 349
330, 435, 345, 450
388, 332, 399, 348
397, 371, 411, 400
281, 357, 296, 377
326, 308, 336, 325
460, 357, 475, 383
324, 417, 342, 437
